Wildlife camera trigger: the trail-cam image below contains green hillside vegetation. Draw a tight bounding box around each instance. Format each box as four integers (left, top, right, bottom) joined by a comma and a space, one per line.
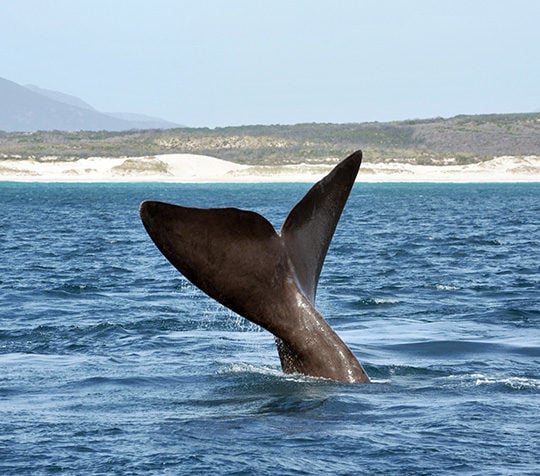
1, 112, 538, 166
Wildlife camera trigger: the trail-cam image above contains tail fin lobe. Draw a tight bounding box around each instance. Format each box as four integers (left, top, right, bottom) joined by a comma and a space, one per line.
280, 150, 362, 302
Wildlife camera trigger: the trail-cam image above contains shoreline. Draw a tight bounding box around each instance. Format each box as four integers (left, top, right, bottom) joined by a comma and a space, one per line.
0, 153, 538, 183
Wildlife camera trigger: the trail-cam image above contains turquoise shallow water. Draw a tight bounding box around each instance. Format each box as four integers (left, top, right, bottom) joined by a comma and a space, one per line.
0, 182, 539, 475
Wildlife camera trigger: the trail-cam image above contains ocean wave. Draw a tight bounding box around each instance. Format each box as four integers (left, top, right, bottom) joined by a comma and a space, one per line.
69, 375, 187, 389
447, 373, 540, 391
382, 339, 501, 357
216, 362, 369, 388
352, 297, 401, 308
44, 283, 105, 298
371, 363, 448, 379
217, 362, 297, 380
219, 362, 423, 387
0, 322, 132, 354
427, 283, 462, 291
473, 375, 540, 390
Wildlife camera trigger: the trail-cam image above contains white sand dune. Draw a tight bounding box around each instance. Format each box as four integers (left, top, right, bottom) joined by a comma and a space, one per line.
359, 156, 540, 183
0, 153, 538, 183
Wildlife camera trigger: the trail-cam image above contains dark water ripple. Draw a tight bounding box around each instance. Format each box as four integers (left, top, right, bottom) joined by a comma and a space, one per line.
0, 182, 539, 475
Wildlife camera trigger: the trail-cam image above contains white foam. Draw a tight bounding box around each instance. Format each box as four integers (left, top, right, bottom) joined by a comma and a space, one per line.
218, 362, 295, 379
473, 375, 540, 390
448, 373, 540, 390
372, 297, 401, 304
434, 284, 461, 291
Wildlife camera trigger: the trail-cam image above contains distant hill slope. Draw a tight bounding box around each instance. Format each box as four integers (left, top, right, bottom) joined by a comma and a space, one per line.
24, 84, 97, 111
1, 111, 538, 165
0, 77, 180, 132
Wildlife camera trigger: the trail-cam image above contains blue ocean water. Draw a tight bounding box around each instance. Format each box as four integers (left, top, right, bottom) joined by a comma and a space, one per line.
0, 181, 538, 475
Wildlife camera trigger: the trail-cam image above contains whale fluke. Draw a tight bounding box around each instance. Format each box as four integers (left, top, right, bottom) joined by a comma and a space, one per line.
139, 150, 369, 383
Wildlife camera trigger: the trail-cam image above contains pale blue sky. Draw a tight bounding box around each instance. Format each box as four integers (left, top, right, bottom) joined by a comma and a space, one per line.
2, 0, 539, 127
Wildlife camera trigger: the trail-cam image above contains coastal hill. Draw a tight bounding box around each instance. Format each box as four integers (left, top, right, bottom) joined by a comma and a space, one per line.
0, 77, 179, 132
1, 112, 538, 166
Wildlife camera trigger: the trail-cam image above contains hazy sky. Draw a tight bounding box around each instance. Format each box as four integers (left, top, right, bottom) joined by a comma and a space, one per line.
2, 0, 539, 127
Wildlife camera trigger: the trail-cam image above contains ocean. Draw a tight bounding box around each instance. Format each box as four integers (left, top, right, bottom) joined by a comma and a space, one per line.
0, 181, 538, 475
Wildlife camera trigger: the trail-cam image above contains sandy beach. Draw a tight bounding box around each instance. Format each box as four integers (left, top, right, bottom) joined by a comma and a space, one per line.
1, 153, 538, 183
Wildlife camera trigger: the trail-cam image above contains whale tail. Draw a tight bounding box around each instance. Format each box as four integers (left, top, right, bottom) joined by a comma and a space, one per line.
139, 151, 369, 383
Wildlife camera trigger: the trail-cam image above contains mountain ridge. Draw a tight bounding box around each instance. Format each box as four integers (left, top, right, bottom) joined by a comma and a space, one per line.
0, 77, 180, 132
